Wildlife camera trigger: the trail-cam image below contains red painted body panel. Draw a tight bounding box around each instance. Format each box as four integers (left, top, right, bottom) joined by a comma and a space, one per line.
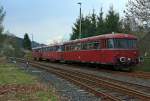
62, 49, 139, 64
32, 52, 42, 59
42, 51, 62, 60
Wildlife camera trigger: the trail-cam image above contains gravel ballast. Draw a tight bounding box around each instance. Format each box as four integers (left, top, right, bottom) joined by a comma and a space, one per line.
18, 63, 101, 101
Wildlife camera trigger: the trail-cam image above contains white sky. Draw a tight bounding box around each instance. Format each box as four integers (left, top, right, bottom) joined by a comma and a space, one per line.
0, 0, 128, 44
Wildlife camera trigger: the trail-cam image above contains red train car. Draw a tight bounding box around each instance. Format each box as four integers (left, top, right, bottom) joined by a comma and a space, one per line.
32, 45, 62, 61
32, 33, 140, 70
32, 46, 43, 60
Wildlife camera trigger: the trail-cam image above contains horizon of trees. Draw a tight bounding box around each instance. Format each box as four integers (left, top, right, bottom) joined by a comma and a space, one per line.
70, 6, 128, 40
70, 1, 150, 40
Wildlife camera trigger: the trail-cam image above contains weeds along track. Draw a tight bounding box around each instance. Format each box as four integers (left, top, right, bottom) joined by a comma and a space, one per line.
16, 59, 150, 101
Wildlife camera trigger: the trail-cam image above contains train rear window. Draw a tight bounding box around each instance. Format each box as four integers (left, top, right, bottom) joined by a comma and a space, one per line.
107, 39, 137, 49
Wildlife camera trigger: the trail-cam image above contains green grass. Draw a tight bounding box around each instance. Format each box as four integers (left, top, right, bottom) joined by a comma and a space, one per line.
0, 64, 36, 85
14, 90, 57, 101
0, 63, 58, 101
35, 90, 58, 101
136, 58, 150, 72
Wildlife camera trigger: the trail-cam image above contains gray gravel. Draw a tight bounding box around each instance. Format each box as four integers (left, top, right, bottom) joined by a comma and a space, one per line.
17, 63, 101, 101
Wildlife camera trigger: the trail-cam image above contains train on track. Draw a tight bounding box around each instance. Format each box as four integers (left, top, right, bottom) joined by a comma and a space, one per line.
32, 33, 140, 70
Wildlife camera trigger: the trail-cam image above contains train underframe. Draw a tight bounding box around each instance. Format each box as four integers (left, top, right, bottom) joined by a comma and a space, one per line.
33, 56, 139, 71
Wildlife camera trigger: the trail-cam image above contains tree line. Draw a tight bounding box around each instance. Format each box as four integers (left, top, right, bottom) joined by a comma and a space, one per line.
70, 0, 150, 40
70, 7, 124, 40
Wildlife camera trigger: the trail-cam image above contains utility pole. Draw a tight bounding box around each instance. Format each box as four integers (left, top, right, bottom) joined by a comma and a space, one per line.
77, 2, 82, 39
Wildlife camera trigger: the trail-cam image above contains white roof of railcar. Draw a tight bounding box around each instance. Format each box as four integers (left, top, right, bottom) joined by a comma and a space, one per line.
32, 43, 63, 50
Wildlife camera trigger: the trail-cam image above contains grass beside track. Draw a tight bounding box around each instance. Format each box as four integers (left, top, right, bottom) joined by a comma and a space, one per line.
0, 64, 36, 85
136, 58, 150, 72
0, 63, 58, 101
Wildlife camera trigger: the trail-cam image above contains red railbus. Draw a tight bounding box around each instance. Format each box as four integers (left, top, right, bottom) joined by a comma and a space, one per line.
32, 33, 140, 70
32, 45, 63, 61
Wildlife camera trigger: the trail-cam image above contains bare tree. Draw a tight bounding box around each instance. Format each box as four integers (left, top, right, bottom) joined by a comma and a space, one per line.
125, 0, 150, 30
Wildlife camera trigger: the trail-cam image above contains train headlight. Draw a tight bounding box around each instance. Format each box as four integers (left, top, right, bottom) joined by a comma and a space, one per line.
127, 58, 131, 61
119, 57, 126, 63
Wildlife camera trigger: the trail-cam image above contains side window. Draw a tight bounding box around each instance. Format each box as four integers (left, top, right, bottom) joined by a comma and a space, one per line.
56, 46, 59, 51
51, 47, 53, 51
65, 45, 67, 51
61, 45, 64, 51
53, 46, 55, 51
107, 39, 114, 48
74, 44, 78, 51
41, 48, 43, 52
74, 43, 81, 51
65, 45, 70, 51
49, 47, 51, 51
93, 42, 100, 49
52, 47, 55, 51
82, 43, 88, 50
57, 46, 62, 52
70, 45, 74, 51
81, 42, 100, 50
50, 47, 52, 51
87, 42, 94, 49
43, 48, 46, 52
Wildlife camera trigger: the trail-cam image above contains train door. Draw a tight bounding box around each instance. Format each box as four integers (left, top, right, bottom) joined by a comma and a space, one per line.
59, 45, 64, 61
100, 39, 107, 63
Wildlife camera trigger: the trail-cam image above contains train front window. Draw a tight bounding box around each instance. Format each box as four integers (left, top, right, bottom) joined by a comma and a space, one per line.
114, 39, 128, 48
107, 39, 137, 49
107, 39, 114, 48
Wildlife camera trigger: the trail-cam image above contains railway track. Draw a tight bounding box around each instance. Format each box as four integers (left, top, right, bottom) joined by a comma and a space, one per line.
101, 69, 150, 79
33, 61, 150, 94
17, 59, 121, 101
16, 58, 150, 101
124, 71, 150, 79
56, 63, 150, 79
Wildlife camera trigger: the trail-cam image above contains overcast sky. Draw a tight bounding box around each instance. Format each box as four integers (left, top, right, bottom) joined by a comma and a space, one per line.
0, 0, 128, 44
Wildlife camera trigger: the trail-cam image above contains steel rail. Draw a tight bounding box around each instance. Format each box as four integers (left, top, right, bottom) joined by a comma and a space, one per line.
30, 62, 121, 101
30, 61, 150, 101
15, 58, 150, 100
